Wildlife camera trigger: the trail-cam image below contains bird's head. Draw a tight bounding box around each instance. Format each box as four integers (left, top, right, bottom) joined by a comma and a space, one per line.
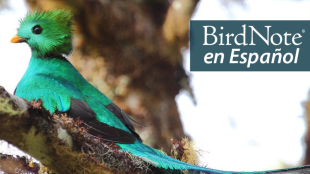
11, 10, 73, 58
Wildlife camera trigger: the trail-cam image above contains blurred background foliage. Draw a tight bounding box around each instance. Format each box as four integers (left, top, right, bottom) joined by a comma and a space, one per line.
0, 0, 8, 8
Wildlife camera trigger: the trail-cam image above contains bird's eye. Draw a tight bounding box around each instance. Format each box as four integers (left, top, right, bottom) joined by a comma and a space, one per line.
32, 25, 43, 35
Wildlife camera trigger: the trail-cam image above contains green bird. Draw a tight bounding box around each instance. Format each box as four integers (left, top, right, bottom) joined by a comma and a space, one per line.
11, 10, 310, 174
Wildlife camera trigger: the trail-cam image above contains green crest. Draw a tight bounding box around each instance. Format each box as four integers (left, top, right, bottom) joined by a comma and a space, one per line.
18, 9, 73, 57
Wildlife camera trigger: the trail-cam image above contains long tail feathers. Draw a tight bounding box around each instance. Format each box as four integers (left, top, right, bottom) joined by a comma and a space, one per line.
119, 141, 232, 174
118, 141, 310, 174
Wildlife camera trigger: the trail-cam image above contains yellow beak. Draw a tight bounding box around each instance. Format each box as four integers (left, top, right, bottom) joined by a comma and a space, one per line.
11, 34, 26, 43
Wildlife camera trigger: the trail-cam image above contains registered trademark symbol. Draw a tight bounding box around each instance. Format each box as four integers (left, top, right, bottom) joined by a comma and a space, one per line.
302, 29, 305, 33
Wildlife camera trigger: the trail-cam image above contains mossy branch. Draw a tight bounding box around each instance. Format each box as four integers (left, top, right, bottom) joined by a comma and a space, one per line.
0, 86, 156, 174
0, 153, 39, 174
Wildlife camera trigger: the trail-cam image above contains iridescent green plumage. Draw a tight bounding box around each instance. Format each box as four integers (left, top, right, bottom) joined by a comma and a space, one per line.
17, 10, 73, 57
12, 10, 310, 174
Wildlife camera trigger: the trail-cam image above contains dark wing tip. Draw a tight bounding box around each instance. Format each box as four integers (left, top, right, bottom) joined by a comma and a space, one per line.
105, 103, 143, 142
83, 121, 136, 144
122, 110, 147, 127
65, 98, 138, 144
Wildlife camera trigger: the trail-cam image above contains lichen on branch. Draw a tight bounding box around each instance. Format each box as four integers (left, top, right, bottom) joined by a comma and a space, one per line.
0, 86, 203, 174
0, 86, 153, 174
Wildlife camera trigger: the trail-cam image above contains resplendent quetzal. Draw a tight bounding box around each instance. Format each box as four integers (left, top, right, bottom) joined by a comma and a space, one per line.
11, 10, 310, 174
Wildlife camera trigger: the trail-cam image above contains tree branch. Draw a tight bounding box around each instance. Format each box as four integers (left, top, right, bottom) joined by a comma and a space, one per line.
0, 86, 155, 173
0, 153, 39, 174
